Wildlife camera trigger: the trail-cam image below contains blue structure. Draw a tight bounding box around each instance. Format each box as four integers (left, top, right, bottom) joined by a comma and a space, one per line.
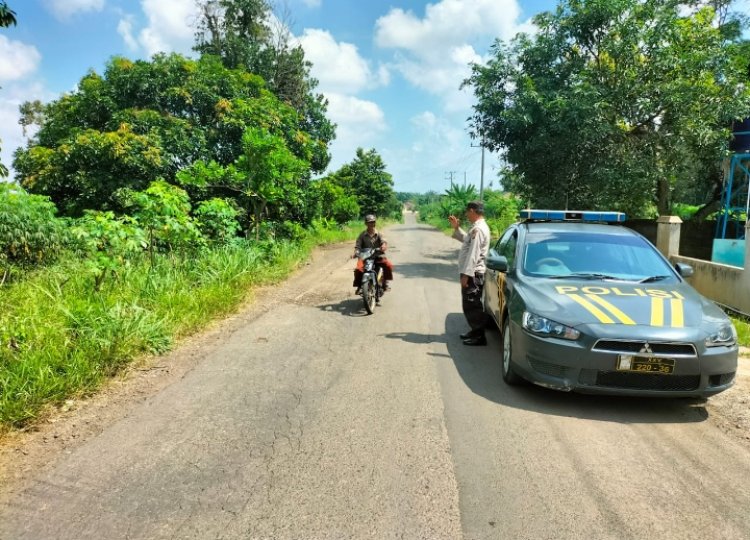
713, 122, 750, 266
715, 151, 750, 241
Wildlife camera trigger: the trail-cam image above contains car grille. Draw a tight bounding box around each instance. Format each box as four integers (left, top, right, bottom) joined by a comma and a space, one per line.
592, 340, 697, 357
709, 372, 735, 387
583, 370, 700, 391
529, 357, 570, 378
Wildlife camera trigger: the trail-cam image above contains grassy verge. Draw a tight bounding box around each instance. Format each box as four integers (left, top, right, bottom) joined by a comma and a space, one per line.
730, 315, 750, 348
0, 223, 358, 432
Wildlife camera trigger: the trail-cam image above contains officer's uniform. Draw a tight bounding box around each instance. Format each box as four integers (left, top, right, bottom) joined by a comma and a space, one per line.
453, 217, 490, 335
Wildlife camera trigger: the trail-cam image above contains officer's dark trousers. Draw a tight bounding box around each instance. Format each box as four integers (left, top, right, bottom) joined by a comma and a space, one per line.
462, 273, 487, 334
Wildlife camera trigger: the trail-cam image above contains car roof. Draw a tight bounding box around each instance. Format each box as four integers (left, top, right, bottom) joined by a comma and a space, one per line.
522, 221, 639, 237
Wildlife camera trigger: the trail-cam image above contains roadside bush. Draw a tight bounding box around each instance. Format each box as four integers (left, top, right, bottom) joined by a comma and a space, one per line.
70, 211, 147, 290
120, 180, 205, 254
194, 198, 241, 244
0, 183, 69, 283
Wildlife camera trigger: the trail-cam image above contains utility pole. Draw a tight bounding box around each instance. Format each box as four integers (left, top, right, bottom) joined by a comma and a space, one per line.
445, 171, 457, 187
470, 140, 486, 201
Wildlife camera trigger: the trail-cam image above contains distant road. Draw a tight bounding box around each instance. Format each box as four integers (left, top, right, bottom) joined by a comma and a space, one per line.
1, 212, 749, 539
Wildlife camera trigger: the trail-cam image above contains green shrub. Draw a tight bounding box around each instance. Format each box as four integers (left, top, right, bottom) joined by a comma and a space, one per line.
194, 198, 240, 243
0, 183, 69, 282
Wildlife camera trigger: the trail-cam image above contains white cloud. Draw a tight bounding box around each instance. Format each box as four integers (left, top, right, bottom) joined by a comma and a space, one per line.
375, 0, 528, 111
298, 29, 388, 95
44, 0, 105, 20
376, 0, 521, 52
322, 93, 387, 169
117, 15, 139, 51
380, 109, 491, 191
134, 0, 198, 58
0, 36, 41, 82
0, 83, 54, 181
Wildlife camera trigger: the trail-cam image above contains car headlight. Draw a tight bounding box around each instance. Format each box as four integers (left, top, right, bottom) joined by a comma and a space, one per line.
705, 323, 737, 347
522, 311, 580, 340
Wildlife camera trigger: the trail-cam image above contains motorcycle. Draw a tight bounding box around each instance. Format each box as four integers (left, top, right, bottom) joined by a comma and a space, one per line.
357, 248, 385, 314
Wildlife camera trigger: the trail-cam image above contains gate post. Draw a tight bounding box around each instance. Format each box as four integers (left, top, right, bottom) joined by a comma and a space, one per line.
656, 215, 682, 258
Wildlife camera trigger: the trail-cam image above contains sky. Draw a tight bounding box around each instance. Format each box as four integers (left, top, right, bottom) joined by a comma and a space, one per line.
0, 0, 556, 194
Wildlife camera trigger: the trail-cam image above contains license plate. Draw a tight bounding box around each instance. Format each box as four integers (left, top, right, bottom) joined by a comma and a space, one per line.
616, 355, 675, 374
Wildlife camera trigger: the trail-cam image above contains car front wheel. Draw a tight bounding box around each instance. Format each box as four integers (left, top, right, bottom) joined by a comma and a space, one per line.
501, 317, 523, 385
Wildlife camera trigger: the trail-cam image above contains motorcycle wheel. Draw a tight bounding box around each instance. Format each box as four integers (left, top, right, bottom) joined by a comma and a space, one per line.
362, 279, 376, 314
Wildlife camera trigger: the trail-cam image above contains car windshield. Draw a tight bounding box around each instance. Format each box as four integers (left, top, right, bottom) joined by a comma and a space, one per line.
522, 231, 678, 282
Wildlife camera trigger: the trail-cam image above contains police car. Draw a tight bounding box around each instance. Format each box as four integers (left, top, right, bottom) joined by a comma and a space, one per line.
484, 210, 738, 397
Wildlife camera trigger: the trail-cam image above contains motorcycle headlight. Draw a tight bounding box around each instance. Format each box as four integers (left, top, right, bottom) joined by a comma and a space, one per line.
705, 322, 737, 348
522, 311, 580, 340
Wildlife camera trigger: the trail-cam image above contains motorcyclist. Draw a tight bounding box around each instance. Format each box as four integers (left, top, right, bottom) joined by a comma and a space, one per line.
352, 214, 394, 293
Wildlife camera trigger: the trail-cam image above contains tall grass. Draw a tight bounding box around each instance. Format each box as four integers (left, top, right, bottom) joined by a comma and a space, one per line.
730, 315, 750, 348
0, 223, 357, 431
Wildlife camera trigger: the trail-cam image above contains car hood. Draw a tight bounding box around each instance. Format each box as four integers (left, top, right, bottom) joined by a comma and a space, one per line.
519, 278, 726, 330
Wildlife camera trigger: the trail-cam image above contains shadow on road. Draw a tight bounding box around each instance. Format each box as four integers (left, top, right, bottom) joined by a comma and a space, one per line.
317, 298, 373, 317
394, 261, 456, 283
384, 312, 709, 424
422, 249, 458, 262
383, 332, 449, 345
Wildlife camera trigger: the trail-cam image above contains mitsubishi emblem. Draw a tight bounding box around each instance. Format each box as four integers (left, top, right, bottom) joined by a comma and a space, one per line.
639, 342, 653, 355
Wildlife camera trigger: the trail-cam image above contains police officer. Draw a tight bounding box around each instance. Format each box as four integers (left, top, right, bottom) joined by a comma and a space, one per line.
449, 201, 490, 346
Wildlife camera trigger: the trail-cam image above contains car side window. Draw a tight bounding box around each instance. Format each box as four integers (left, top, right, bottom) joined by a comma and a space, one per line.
496, 229, 518, 269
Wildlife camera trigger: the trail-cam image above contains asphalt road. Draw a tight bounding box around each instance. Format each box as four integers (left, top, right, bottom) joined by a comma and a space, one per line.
1, 213, 749, 539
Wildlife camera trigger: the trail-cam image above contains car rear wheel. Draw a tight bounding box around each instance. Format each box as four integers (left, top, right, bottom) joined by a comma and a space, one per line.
501, 317, 523, 385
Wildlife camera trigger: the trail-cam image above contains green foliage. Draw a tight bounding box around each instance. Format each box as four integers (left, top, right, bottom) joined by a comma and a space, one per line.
178, 127, 310, 239
0, 183, 68, 281
415, 188, 521, 239
0, 220, 358, 430
194, 198, 240, 243
70, 211, 147, 290
236, 127, 310, 238
730, 314, 750, 347
14, 53, 323, 217
329, 148, 400, 219
0, 1, 16, 27
482, 190, 522, 237
193, 0, 335, 172
311, 176, 360, 224
464, 0, 750, 217
15, 125, 165, 216
441, 183, 479, 217
120, 180, 205, 254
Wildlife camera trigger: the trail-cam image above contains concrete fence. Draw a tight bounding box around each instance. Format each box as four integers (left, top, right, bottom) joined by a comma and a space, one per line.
657, 217, 750, 316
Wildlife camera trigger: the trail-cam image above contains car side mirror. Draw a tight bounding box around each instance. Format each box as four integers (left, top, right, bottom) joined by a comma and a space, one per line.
487, 254, 508, 272
675, 262, 693, 278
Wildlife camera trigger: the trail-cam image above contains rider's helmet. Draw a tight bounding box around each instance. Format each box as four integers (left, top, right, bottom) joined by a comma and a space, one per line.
364, 214, 377, 223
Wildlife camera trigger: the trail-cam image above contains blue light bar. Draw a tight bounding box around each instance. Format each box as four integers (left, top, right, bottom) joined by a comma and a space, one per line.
519, 210, 627, 223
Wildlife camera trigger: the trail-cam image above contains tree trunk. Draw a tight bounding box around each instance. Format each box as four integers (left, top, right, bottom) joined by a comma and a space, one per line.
691, 157, 729, 222
656, 176, 671, 216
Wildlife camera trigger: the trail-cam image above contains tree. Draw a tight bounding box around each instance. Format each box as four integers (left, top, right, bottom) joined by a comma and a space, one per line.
193, 0, 335, 172
14, 54, 318, 219
442, 183, 478, 218
464, 0, 750, 217
0, 1, 15, 27
330, 148, 399, 219
311, 176, 359, 224
177, 127, 309, 239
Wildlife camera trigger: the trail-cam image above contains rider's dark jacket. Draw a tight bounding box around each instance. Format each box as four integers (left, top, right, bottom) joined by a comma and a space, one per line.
355, 229, 386, 252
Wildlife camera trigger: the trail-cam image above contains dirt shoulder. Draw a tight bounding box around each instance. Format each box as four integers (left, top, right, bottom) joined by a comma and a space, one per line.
0, 243, 353, 497
705, 347, 750, 444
